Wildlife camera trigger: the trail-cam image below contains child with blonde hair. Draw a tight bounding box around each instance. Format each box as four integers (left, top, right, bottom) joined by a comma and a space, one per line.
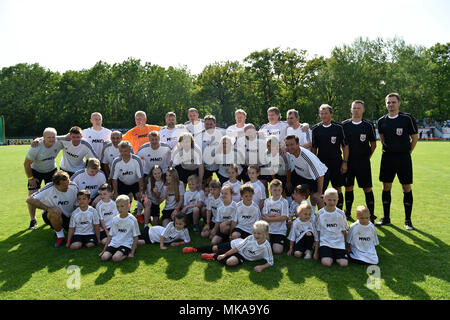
287, 201, 318, 259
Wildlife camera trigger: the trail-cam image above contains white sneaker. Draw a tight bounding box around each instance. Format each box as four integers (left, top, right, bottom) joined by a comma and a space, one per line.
304, 250, 312, 259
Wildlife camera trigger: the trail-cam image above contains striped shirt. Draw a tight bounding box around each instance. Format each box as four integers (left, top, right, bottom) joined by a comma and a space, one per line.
287, 148, 328, 180
58, 137, 98, 173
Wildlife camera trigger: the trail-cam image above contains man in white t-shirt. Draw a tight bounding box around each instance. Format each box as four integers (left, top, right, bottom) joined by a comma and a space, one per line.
26, 170, 79, 248
82, 112, 112, 158
57, 126, 99, 176
110, 141, 144, 214
136, 131, 172, 175
286, 109, 312, 150
159, 112, 188, 150
285, 134, 328, 209
184, 108, 205, 149
101, 131, 123, 180
258, 107, 289, 143
24, 127, 63, 230
226, 109, 247, 143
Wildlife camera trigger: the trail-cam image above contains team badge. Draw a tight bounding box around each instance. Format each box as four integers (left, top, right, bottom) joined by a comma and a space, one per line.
396, 128, 403, 136
360, 134, 366, 142
331, 136, 337, 144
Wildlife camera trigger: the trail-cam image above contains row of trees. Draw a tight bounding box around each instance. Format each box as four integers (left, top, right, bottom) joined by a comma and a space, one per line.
0, 37, 448, 137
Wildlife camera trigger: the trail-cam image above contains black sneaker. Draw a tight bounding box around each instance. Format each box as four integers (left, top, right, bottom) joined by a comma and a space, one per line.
375, 217, 391, 227
404, 220, 415, 231
345, 210, 351, 219
370, 215, 377, 224
28, 219, 38, 230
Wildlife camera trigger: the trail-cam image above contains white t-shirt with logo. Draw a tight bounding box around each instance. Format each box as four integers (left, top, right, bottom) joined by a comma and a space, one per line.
110, 155, 144, 185
136, 143, 172, 174
288, 218, 318, 243
101, 143, 120, 166
183, 189, 205, 215
162, 182, 186, 210
82, 127, 112, 157
32, 181, 79, 217
26, 141, 63, 173
96, 199, 119, 230
316, 207, 348, 250
234, 201, 261, 234
216, 201, 237, 223
69, 206, 100, 235
347, 221, 379, 264
58, 138, 98, 173
206, 194, 223, 223
223, 180, 243, 203
147, 222, 191, 244
231, 235, 274, 266
262, 197, 289, 235
71, 169, 107, 198
109, 213, 141, 249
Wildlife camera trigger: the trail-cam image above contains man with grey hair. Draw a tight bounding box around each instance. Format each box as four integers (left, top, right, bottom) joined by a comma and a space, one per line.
24, 127, 64, 230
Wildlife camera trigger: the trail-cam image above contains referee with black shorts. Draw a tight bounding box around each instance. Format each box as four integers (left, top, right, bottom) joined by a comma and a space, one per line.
342, 100, 377, 221
311, 104, 349, 210
376, 93, 418, 230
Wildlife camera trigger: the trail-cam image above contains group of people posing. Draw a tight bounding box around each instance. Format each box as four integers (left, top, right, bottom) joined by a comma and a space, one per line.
23, 92, 418, 271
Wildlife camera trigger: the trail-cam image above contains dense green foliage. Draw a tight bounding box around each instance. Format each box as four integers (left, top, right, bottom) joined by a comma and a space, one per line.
1, 37, 448, 136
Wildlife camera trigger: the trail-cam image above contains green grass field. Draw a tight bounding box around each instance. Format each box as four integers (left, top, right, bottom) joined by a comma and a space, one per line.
0, 142, 449, 300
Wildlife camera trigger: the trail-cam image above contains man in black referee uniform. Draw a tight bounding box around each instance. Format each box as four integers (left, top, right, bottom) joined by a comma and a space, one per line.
311, 104, 349, 209
376, 93, 418, 230
342, 100, 377, 221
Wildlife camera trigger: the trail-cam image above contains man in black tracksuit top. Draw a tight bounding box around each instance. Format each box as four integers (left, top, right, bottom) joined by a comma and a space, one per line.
342, 100, 377, 222
376, 93, 418, 230
311, 104, 349, 210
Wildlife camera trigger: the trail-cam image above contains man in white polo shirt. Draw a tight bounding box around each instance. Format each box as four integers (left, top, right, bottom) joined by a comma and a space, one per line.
136, 131, 172, 175
26, 170, 79, 247
286, 109, 312, 150
159, 112, 188, 150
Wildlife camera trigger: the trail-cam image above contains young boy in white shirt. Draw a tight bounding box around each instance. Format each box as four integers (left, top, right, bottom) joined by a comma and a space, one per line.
96, 183, 119, 244
347, 206, 379, 265
230, 184, 261, 240
99, 195, 140, 262
262, 179, 289, 254
223, 165, 243, 204
287, 201, 318, 259
201, 180, 223, 239
66, 190, 101, 249
314, 188, 349, 267
182, 175, 205, 232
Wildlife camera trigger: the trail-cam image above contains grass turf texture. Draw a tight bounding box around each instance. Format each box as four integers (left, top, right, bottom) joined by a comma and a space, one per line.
0, 142, 449, 300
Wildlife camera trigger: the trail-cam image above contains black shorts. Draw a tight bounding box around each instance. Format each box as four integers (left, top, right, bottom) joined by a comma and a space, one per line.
287, 170, 318, 196
139, 226, 151, 244
99, 229, 109, 240
294, 234, 315, 253
72, 234, 97, 245
269, 233, 286, 246
319, 246, 348, 260
161, 209, 175, 221
322, 158, 345, 191
106, 245, 131, 256
175, 165, 198, 185
231, 227, 251, 239
150, 202, 161, 217
42, 211, 70, 231
345, 157, 372, 188
379, 152, 413, 185
28, 168, 57, 191
117, 180, 140, 200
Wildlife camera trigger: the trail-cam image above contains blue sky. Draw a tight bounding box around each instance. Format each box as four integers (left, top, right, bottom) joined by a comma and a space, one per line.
0, 0, 449, 74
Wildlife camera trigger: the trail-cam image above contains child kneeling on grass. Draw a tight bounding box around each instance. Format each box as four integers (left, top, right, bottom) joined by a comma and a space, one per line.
99, 195, 140, 262
287, 200, 318, 259
182, 220, 273, 273
138, 212, 191, 250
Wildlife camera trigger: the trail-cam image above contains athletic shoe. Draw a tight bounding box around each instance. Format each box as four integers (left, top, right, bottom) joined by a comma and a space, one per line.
404, 220, 415, 231
370, 215, 377, 224
201, 253, 216, 261
304, 250, 312, 260
28, 219, 38, 230
137, 214, 144, 224
182, 247, 198, 254
54, 238, 65, 248
375, 217, 391, 227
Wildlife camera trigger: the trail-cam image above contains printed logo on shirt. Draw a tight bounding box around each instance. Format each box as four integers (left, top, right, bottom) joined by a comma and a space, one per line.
138, 134, 147, 138
359, 237, 371, 241
326, 223, 338, 228
122, 171, 134, 176
92, 139, 103, 143
80, 221, 89, 225
396, 128, 403, 136
270, 209, 281, 215
58, 200, 69, 206
149, 157, 163, 162
118, 228, 127, 233
67, 152, 79, 158
360, 134, 366, 142
331, 136, 337, 144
